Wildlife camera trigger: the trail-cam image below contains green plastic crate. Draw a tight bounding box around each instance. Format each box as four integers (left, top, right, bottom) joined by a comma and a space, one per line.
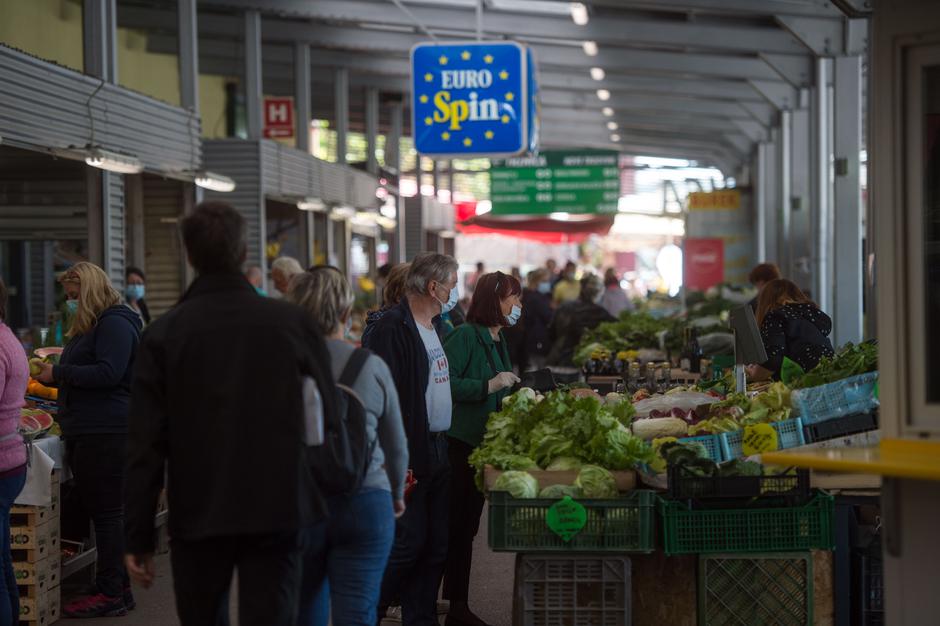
488, 490, 656, 553
660, 493, 835, 555
699, 552, 813, 626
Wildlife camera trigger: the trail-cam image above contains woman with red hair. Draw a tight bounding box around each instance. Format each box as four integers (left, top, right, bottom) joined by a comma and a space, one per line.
441, 271, 522, 626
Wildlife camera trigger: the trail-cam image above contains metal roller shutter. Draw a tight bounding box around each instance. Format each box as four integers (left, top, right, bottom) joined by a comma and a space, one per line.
141, 177, 184, 318
105, 173, 125, 290
0, 148, 86, 240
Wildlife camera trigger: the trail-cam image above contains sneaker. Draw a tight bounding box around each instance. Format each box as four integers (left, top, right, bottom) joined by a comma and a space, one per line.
63, 593, 127, 618
123, 587, 136, 611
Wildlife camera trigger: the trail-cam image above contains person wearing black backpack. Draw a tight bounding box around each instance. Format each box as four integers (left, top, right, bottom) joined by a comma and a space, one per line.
288, 267, 409, 626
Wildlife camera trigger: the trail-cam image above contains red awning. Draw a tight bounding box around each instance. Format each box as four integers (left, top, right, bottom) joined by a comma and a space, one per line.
458, 213, 615, 242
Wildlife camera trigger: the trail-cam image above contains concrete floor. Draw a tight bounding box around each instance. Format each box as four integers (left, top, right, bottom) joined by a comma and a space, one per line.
76, 509, 515, 626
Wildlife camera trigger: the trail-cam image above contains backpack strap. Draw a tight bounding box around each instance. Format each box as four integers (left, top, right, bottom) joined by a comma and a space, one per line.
339, 348, 372, 388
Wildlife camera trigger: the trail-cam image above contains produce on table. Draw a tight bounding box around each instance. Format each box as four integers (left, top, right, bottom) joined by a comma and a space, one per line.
573, 312, 672, 366
545, 456, 583, 471
538, 484, 583, 499
574, 465, 619, 499
26, 379, 57, 400
28, 358, 43, 377
491, 471, 539, 499
469, 389, 652, 489
17, 413, 43, 437
791, 341, 878, 389
689, 382, 794, 435
631, 417, 689, 441
658, 440, 763, 477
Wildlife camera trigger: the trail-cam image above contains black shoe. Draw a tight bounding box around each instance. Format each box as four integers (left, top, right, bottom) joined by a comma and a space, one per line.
124, 586, 136, 611
63, 593, 127, 618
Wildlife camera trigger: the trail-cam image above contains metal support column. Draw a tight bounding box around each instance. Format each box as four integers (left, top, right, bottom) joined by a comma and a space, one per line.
245, 11, 263, 140
388, 101, 405, 263
335, 68, 349, 165
779, 112, 793, 276
790, 102, 813, 291
294, 43, 311, 153
764, 133, 780, 264
83, 0, 117, 81
431, 160, 439, 199
178, 0, 199, 112
833, 55, 864, 345
755, 143, 768, 263
446, 159, 454, 203
365, 87, 379, 175
814, 57, 834, 316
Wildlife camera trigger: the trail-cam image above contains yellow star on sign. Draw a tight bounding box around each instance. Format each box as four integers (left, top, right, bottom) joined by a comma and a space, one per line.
501, 114, 510, 123
463, 137, 473, 147
424, 72, 433, 82
505, 92, 515, 101
441, 131, 451, 140
485, 130, 494, 139
461, 50, 471, 61
439, 55, 448, 65
424, 116, 433, 126
419, 94, 429, 104
484, 54, 493, 64
499, 70, 509, 80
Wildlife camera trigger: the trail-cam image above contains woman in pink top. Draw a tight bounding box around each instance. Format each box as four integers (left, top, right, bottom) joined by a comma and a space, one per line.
0, 278, 29, 625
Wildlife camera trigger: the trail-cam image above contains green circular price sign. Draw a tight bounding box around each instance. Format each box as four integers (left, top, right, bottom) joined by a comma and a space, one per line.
545, 496, 587, 542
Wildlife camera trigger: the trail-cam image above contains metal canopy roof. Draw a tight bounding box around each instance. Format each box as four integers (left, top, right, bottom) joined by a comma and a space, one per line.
117, 0, 867, 174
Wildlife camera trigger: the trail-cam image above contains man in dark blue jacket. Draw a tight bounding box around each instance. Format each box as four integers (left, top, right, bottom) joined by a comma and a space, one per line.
364, 252, 459, 626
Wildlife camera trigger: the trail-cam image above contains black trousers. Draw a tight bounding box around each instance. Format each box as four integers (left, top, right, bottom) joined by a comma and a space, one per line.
170, 530, 308, 626
378, 434, 451, 626
65, 434, 129, 598
442, 438, 485, 604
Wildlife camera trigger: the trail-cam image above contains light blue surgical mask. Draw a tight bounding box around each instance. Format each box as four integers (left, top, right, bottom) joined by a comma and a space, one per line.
65, 299, 78, 314
344, 316, 353, 339
537, 281, 552, 294
126, 284, 145, 301
436, 284, 459, 315
505, 304, 522, 327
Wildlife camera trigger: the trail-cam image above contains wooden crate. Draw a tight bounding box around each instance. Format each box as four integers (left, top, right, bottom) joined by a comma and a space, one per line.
11, 522, 59, 563
14, 557, 59, 592
19, 585, 60, 625
12, 470, 60, 526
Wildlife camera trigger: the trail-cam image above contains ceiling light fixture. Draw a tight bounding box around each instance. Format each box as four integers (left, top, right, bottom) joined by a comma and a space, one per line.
596, 89, 611, 101
607, 121, 618, 131
602, 107, 614, 117
331, 206, 357, 220
590, 67, 605, 81
610, 133, 621, 142
194, 171, 236, 193
297, 197, 326, 211
569, 2, 589, 25
84, 146, 143, 174
582, 41, 598, 57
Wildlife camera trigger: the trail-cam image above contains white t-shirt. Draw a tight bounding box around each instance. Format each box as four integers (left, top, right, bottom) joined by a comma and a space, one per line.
417, 323, 452, 433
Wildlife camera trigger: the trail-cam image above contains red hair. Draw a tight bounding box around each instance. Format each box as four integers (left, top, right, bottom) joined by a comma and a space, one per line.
467, 271, 521, 327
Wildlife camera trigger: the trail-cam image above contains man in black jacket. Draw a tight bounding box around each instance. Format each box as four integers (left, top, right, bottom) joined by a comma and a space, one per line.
123, 202, 336, 626
547, 274, 616, 367
363, 252, 459, 626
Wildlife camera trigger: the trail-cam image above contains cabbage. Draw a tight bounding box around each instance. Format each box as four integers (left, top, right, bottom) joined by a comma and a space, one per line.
538, 484, 583, 499
545, 456, 583, 471
492, 471, 539, 499
493, 455, 540, 471
575, 465, 618, 499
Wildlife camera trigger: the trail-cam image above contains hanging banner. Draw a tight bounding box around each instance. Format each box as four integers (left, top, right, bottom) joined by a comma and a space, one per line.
684, 238, 725, 291
489, 150, 620, 215
411, 41, 534, 157
687, 190, 741, 211
263, 96, 294, 139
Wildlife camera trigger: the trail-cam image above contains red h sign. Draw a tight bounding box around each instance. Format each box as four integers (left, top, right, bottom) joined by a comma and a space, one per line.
264, 97, 294, 139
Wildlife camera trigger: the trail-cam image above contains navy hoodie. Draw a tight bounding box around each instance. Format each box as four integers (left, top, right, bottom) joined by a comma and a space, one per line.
54, 305, 142, 437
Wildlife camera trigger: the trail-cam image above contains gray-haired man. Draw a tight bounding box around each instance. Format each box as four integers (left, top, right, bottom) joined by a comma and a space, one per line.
363, 252, 459, 626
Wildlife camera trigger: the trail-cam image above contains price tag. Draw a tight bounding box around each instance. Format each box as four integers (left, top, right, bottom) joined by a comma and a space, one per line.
545, 496, 587, 542
742, 423, 779, 456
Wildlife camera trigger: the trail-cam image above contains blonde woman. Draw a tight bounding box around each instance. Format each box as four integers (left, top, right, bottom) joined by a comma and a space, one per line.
35, 262, 142, 618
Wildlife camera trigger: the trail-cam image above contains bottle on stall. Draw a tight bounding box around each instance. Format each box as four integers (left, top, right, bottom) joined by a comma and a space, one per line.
627, 361, 641, 393
646, 363, 660, 394
655, 363, 667, 393
689, 327, 704, 374
679, 327, 692, 371
661, 361, 672, 391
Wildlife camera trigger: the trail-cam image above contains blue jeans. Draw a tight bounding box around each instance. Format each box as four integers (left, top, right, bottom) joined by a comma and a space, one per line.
299, 488, 395, 626
0, 468, 26, 626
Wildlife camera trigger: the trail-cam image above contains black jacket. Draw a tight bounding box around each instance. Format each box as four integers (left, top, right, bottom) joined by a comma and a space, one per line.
362, 298, 435, 477
759, 303, 835, 378
124, 274, 336, 553
54, 305, 142, 437
546, 299, 616, 367
521, 288, 553, 358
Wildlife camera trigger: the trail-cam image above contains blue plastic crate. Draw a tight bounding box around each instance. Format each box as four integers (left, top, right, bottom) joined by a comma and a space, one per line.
793, 372, 879, 424
720, 418, 805, 460
678, 435, 724, 463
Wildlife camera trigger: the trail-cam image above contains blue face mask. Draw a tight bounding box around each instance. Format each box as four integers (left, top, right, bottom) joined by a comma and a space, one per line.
537, 281, 552, 294
65, 299, 78, 314
126, 284, 145, 301
436, 284, 459, 315
505, 304, 522, 327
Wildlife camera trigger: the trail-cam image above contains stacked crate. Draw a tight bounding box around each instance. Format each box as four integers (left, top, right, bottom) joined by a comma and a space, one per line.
13, 471, 60, 625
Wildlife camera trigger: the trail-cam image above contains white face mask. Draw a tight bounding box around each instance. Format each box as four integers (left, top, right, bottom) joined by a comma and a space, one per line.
505, 304, 522, 326
434, 283, 459, 314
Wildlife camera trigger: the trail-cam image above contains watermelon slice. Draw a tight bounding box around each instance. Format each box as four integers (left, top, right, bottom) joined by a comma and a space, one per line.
18, 413, 42, 437
34, 348, 63, 359
26, 410, 53, 431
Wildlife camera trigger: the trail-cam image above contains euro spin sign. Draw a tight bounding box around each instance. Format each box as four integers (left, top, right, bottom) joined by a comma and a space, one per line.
411, 41, 533, 157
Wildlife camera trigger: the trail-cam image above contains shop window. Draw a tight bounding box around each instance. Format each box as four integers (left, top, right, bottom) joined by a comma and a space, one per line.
313, 212, 328, 266
0, 0, 84, 72
266, 200, 307, 269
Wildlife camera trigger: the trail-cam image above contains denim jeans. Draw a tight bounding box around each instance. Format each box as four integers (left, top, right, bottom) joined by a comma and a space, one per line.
0, 467, 25, 626
299, 488, 395, 626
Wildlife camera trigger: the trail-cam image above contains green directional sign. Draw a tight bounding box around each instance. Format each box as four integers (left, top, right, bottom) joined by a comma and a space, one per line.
489, 150, 620, 215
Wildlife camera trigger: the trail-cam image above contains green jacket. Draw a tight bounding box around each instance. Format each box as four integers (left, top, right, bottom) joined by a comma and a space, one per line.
444, 323, 513, 448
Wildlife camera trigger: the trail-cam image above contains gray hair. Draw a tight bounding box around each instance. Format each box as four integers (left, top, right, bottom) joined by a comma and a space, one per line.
406, 252, 459, 296
286, 268, 354, 336
271, 256, 304, 277
580, 274, 604, 302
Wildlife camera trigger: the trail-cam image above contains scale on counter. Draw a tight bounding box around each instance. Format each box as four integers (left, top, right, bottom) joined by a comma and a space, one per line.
729, 305, 768, 393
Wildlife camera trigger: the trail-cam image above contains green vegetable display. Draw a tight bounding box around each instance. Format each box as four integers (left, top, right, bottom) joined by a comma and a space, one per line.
545, 457, 583, 472
573, 312, 672, 365
575, 465, 619, 499
539, 484, 583, 499
469, 390, 652, 489
792, 341, 878, 389
491, 471, 539, 499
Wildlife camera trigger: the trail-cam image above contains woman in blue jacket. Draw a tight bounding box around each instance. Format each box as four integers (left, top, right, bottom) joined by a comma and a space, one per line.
36, 263, 141, 618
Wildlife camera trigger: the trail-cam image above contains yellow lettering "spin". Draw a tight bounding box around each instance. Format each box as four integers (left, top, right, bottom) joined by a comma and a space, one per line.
433, 91, 501, 131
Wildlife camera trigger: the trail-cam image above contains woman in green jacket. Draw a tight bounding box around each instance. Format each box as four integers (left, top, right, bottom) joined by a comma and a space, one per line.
442, 271, 521, 626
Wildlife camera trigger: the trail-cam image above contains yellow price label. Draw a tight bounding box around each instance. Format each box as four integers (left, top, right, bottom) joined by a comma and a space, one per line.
742, 423, 779, 456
